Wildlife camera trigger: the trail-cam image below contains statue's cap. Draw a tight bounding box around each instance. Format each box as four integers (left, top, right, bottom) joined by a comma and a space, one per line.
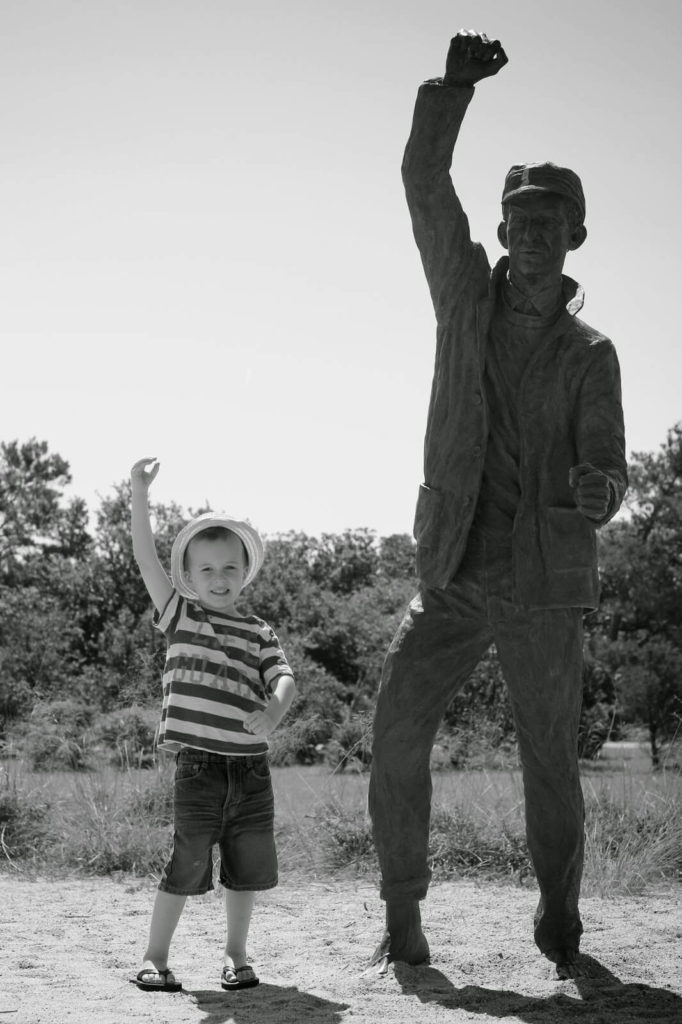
502, 163, 585, 222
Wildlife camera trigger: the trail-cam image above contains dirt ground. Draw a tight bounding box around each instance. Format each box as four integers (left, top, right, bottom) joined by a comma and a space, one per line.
2, 874, 681, 1024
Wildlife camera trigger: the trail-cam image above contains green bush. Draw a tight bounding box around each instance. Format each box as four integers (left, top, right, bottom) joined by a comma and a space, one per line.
443, 721, 518, 771
23, 731, 88, 771
306, 797, 531, 881
324, 713, 373, 770
578, 700, 616, 759
429, 806, 530, 880
30, 699, 95, 732
16, 699, 95, 770
91, 705, 158, 768
269, 714, 331, 766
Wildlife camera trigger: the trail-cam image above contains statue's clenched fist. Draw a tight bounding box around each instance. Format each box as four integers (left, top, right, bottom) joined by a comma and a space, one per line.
569, 464, 612, 522
444, 30, 508, 87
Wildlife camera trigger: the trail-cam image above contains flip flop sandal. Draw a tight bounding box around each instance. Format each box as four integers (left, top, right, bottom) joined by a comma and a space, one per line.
133, 967, 183, 992
221, 964, 260, 990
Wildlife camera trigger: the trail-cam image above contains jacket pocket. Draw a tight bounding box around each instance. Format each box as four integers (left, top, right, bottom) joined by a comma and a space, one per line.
413, 484, 444, 548
545, 506, 596, 572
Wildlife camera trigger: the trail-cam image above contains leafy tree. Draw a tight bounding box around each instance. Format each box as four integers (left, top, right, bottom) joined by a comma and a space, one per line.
267, 636, 346, 764
609, 634, 682, 766
243, 531, 321, 629
0, 584, 86, 729
378, 533, 417, 581
593, 422, 682, 760
310, 528, 379, 594
443, 647, 515, 742
601, 423, 682, 634
3, 428, 680, 770
0, 438, 90, 583
579, 631, 619, 757
303, 578, 413, 708
625, 423, 682, 541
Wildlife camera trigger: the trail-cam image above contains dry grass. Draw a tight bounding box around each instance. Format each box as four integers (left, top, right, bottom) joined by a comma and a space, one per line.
1, 757, 680, 896
582, 777, 682, 896
276, 764, 682, 893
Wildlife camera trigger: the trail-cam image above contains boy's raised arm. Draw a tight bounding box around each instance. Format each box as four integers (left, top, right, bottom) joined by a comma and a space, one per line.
130, 457, 173, 614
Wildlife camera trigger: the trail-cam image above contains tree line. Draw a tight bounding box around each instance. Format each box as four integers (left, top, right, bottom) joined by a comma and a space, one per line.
0, 428, 680, 768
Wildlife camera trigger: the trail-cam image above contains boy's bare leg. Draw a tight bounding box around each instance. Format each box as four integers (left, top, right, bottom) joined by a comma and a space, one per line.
224, 890, 256, 968
140, 891, 187, 978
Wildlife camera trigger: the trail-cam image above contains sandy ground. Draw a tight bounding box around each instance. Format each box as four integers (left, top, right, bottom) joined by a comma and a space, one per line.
1, 874, 681, 1024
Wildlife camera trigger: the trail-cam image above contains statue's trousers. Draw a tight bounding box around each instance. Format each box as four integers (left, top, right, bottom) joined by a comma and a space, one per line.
369, 536, 585, 953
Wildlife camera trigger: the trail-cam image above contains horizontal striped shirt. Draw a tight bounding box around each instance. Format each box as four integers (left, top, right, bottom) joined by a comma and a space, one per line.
153, 590, 292, 755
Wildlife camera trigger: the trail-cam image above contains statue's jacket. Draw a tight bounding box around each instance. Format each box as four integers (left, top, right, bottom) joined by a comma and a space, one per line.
404, 82, 627, 608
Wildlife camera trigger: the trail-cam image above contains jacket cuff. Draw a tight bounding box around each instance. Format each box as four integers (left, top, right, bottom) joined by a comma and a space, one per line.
422, 76, 476, 92
600, 476, 620, 526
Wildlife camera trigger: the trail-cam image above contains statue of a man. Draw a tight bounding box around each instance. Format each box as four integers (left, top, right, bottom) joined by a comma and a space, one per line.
368, 31, 627, 980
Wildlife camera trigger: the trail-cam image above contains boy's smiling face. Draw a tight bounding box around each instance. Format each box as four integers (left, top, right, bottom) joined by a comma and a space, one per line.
183, 532, 247, 614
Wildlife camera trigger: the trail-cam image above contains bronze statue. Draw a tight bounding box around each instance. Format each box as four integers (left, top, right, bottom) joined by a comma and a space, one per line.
368, 31, 627, 980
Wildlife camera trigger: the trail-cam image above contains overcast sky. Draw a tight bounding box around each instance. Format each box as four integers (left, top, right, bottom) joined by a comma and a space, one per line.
3, 0, 680, 537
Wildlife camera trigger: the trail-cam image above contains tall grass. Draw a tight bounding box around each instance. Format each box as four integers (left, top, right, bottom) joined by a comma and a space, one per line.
277, 769, 531, 883
1, 756, 680, 896
0, 760, 54, 866
54, 764, 173, 875
0, 757, 174, 876
582, 773, 682, 896
278, 765, 682, 894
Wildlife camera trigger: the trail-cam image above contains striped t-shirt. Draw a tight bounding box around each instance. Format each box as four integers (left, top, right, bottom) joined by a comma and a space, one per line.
153, 590, 293, 755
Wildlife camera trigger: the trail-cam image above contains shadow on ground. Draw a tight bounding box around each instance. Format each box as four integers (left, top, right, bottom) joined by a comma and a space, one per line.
185, 983, 349, 1024
394, 955, 682, 1023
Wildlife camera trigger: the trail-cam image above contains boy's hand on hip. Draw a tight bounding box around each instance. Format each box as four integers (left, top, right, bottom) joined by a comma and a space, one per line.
131, 457, 160, 492
243, 709, 278, 737
569, 463, 611, 521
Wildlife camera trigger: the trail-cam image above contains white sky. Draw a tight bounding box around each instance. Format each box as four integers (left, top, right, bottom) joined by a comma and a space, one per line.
3, 0, 680, 537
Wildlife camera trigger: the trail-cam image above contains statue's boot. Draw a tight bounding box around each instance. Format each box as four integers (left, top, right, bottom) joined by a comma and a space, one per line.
535, 901, 584, 979
544, 946, 589, 979
369, 899, 430, 969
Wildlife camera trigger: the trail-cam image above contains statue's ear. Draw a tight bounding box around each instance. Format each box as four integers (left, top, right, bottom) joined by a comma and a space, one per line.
569, 224, 587, 251
497, 220, 509, 250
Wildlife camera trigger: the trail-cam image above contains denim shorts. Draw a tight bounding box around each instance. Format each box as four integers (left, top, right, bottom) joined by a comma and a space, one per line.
158, 748, 278, 895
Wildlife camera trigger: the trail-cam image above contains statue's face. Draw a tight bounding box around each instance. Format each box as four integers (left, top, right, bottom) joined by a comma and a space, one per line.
504, 194, 574, 277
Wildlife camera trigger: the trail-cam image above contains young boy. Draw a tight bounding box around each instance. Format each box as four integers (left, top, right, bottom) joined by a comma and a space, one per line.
130, 456, 296, 993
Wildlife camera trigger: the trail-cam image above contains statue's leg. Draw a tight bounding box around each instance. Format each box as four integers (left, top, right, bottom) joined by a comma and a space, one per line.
495, 606, 585, 978
368, 582, 491, 966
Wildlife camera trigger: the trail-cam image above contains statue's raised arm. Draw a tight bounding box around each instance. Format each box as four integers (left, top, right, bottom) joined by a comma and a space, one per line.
401, 32, 507, 325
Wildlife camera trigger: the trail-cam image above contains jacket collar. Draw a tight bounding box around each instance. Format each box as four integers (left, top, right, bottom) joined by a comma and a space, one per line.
489, 257, 584, 317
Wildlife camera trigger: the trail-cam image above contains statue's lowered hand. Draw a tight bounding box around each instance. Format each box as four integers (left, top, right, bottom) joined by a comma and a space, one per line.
444, 31, 508, 87
569, 463, 612, 522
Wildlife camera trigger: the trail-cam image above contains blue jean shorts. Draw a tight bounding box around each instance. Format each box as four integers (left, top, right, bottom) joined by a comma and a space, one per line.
158, 748, 278, 895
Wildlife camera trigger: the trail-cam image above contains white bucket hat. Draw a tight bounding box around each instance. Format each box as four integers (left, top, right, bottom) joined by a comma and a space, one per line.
170, 512, 265, 599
